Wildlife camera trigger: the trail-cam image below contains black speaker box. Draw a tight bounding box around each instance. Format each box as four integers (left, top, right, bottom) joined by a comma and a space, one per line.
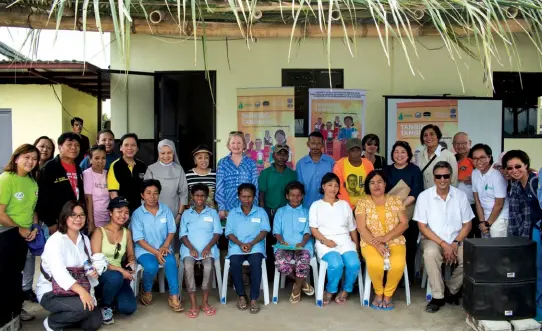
464, 237, 536, 283
463, 276, 536, 321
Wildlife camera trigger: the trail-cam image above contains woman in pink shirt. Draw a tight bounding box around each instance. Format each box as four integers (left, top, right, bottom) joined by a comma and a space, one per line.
83, 145, 110, 234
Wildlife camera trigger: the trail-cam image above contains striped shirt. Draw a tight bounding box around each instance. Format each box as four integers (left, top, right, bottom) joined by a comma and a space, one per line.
216, 154, 259, 212
186, 168, 217, 209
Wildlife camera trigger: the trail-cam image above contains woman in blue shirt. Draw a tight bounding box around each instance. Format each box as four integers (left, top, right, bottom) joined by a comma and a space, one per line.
225, 183, 270, 314
131, 179, 182, 312
216, 132, 259, 220
273, 181, 315, 304
180, 184, 222, 318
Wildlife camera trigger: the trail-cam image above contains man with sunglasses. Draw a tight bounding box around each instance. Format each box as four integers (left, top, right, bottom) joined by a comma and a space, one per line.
414, 161, 474, 313
258, 144, 297, 276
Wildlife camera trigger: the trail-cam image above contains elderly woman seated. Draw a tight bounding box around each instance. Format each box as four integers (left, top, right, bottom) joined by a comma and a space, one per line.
131, 179, 182, 312
355, 170, 408, 311
225, 183, 270, 314
180, 184, 223, 318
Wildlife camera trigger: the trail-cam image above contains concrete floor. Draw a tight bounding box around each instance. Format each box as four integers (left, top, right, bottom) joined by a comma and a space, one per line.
21, 285, 470, 331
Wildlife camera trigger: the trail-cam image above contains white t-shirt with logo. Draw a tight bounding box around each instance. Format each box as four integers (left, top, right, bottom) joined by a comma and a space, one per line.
472, 167, 509, 220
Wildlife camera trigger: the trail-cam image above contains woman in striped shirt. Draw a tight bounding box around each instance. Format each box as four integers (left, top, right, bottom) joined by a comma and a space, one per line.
186, 145, 217, 209
216, 132, 259, 220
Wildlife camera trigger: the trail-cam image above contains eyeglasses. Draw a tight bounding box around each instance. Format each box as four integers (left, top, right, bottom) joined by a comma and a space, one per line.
472, 156, 489, 162
114, 243, 121, 259
366, 142, 378, 146
70, 213, 86, 219
506, 164, 524, 171
434, 174, 451, 180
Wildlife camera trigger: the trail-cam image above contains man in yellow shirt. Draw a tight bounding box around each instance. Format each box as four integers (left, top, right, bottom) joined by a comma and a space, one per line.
333, 138, 374, 209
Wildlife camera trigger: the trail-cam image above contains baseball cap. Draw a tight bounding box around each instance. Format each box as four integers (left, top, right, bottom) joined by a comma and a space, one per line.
346, 138, 363, 151
495, 151, 508, 167
108, 197, 130, 210
192, 144, 213, 157
274, 144, 290, 153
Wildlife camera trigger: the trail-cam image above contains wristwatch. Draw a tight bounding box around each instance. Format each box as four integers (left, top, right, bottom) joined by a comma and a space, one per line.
453, 240, 462, 246
484, 221, 491, 228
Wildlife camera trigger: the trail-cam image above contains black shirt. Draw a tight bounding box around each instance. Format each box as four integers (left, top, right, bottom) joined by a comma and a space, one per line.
108, 157, 147, 213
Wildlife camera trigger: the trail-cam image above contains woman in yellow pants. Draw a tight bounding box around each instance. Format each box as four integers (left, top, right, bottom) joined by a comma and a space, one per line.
355, 170, 408, 310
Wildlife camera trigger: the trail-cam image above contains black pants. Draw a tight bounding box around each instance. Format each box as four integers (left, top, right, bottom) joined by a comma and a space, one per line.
0, 227, 27, 326
468, 204, 481, 238
264, 208, 277, 278
404, 220, 419, 281
40, 292, 102, 331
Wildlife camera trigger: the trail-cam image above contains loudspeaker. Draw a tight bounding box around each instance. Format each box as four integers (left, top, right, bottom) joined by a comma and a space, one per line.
463, 276, 536, 321
464, 237, 536, 283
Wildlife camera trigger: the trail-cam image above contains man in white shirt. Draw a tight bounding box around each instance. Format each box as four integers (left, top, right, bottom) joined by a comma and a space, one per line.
414, 161, 474, 313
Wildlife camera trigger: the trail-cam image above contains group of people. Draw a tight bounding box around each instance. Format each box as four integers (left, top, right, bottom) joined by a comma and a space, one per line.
1, 117, 541, 331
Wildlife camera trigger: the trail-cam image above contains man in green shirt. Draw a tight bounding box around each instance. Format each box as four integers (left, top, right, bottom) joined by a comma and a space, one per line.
258, 143, 297, 276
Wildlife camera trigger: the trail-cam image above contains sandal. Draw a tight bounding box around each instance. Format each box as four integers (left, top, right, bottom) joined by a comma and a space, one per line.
237, 295, 248, 311
381, 300, 395, 311
200, 305, 217, 316
186, 308, 199, 318
289, 291, 301, 304
370, 300, 383, 310
334, 291, 348, 304
249, 302, 260, 314
323, 292, 333, 306
301, 283, 315, 296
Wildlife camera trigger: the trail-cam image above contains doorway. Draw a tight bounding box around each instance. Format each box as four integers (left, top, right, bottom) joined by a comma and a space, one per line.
0, 110, 12, 173
155, 71, 217, 170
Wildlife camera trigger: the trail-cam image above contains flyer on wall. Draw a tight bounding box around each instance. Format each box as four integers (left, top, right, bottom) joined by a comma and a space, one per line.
237, 87, 295, 173
395, 99, 459, 163
308, 89, 367, 161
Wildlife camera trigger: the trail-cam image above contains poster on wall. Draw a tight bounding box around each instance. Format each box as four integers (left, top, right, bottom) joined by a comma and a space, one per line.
308, 89, 366, 161
396, 99, 459, 161
237, 87, 295, 173
538, 96, 542, 135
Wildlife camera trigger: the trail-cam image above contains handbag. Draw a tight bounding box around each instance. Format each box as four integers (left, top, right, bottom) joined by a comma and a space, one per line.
40, 237, 92, 296
27, 224, 45, 256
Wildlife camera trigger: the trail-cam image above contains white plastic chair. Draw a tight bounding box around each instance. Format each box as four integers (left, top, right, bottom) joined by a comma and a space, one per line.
220, 257, 270, 305
178, 258, 223, 302
131, 264, 182, 297
315, 256, 364, 307
420, 266, 432, 301
362, 264, 411, 306
272, 256, 319, 304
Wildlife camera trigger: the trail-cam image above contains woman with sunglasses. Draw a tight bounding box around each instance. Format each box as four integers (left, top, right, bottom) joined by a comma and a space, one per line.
83, 145, 110, 235
361, 134, 387, 170
216, 131, 258, 221
90, 196, 137, 325
382, 141, 423, 283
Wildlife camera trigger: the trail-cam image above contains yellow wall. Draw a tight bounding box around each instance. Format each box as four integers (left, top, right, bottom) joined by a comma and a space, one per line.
0, 85, 63, 150
505, 139, 542, 171
61, 86, 98, 145
110, 34, 542, 168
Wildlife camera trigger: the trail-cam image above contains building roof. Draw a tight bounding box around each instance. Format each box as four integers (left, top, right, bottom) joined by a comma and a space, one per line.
0, 60, 110, 99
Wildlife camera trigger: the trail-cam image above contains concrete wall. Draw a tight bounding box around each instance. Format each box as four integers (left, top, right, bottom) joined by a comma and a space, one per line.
0, 84, 63, 150
61, 86, 99, 144
110, 34, 542, 168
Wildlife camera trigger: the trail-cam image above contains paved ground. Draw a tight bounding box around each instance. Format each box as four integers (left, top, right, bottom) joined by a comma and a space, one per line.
21, 284, 470, 331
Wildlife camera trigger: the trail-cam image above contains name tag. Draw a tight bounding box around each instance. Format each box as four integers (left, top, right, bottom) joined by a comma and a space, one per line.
160, 217, 167, 223
298, 217, 307, 223
251, 218, 261, 223
204, 216, 213, 222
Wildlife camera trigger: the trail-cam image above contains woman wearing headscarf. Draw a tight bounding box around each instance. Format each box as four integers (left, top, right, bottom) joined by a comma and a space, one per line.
144, 139, 189, 223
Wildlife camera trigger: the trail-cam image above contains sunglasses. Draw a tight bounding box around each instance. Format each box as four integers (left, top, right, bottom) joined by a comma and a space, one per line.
114, 243, 121, 260
229, 131, 244, 135
275, 144, 289, 149
434, 174, 451, 180
506, 164, 524, 171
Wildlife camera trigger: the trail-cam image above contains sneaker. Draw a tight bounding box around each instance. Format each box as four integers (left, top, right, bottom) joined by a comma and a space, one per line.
101, 307, 115, 325
23, 289, 38, 303
20, 309, 35, 321
43, 317, 53, 331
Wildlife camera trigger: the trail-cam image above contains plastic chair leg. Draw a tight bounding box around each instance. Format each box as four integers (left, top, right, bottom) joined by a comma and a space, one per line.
221, 259, 230, 304
310, 257, 319, 305
316, 260, 327, 307
363, 267, 371, 307
357, 268, 364, 306
261, 261, 270, 305
404, 265, 411, 306
214, 259, 222, 300
272, 267, 280, 304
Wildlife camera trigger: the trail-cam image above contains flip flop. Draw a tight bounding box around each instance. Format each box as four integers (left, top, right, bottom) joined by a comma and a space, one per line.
185, 308, 199, 318
301, 283, 315, 296
289, 291, 301, 304
381, 300, 395, 311
370, 300, 383, 310
200, 305, 217, 316
323, 292, 333, 306
334, 291, 348, 304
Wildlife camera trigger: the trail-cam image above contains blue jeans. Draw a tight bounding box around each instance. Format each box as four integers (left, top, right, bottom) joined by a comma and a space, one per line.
229, 253, 264, 300
98, 270, 137, 315
138, 253, 179, 295
533, 227, 542, 321
322, 251, 361, 294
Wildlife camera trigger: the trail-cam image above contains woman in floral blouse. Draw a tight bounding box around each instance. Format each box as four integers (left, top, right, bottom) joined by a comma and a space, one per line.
355, 170, 408, 311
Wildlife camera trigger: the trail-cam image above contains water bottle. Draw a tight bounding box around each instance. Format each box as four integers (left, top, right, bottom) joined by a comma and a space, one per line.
84, 260, 99, 287
482, 230, 490, 238
257, 151, 263, 165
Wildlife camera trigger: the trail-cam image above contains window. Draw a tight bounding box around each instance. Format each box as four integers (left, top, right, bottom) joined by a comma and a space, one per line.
282, 69, 344, 136
493, 72, 542, 138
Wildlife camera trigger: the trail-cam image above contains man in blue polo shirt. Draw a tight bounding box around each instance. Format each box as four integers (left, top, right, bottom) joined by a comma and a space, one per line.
296, 132, 335, 208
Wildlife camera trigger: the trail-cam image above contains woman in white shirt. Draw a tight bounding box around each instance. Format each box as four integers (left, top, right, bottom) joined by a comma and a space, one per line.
36, 201, 101, 331
470, 144, 509, 237
309, 173, 361, 306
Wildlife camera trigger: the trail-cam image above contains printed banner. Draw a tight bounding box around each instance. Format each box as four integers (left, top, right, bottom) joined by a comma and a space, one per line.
396, 99, 459, 159
237, 87, 295, 173
538, 96, 542, 135
308, 89, 366, 161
